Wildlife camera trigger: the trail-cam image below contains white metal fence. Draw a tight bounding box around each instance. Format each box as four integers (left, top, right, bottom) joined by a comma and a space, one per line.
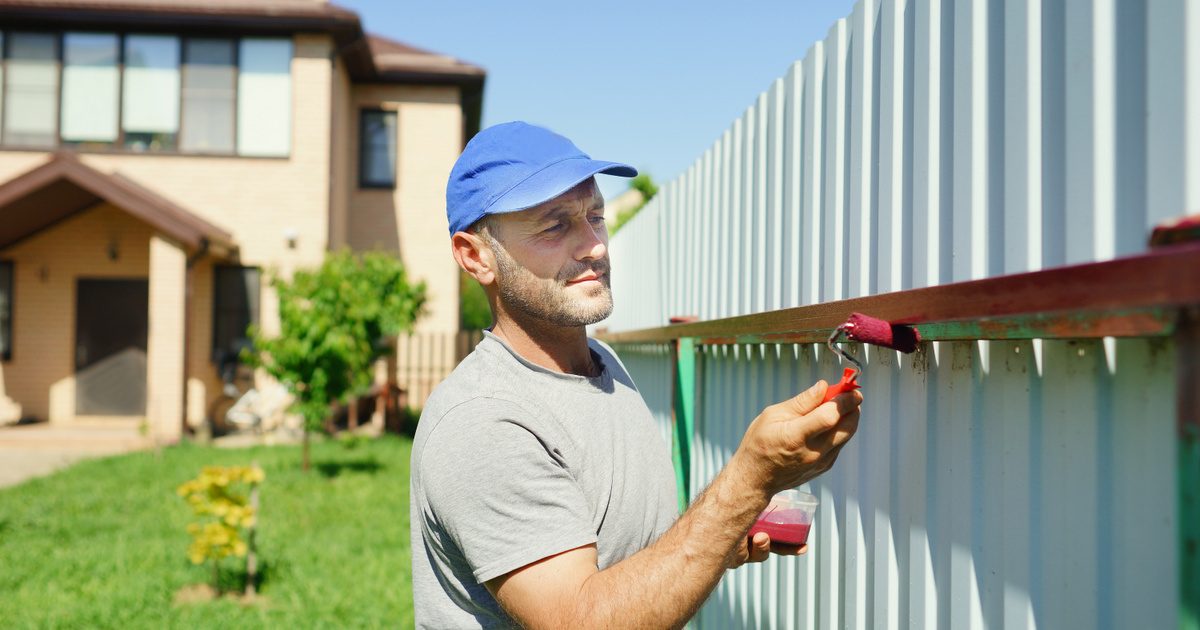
606, 0, 1198, 628
607, 0, 1198, 332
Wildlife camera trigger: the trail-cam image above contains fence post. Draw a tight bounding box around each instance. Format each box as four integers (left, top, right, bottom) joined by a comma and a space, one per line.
1179, 307, 1200, 630
671, 337, 697, 512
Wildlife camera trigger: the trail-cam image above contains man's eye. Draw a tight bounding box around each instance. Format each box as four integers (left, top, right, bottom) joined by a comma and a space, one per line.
588, 215, 606, 225
543, 223, 565, 234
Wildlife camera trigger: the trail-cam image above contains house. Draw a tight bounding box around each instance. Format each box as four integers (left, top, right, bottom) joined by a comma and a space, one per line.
0, 0, 485, 440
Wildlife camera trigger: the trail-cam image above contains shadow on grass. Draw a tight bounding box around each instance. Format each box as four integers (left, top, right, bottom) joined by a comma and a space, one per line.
315, 457, 384, 478
225, 558, 274, 594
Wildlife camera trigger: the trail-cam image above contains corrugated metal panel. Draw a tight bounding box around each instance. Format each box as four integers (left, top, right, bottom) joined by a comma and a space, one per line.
605, 0, 1197, 626
618, 340, 1178, 629
607, 0, 1199, 331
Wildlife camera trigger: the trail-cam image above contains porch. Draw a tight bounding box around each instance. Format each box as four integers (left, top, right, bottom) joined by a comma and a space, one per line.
0, 153, 237, 441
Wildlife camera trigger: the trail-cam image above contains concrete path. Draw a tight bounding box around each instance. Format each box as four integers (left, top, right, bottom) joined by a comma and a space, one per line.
0, 424, 155, 488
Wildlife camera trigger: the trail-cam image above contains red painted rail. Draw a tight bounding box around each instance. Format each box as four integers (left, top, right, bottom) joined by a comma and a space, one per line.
599, 242, 1200, 345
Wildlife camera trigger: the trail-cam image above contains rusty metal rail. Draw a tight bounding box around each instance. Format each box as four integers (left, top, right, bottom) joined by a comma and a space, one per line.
599, 241, 1200, 346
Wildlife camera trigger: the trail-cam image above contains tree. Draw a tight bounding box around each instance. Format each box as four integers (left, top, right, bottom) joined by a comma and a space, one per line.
248, 251, 426, 470
611, 173, 659, 234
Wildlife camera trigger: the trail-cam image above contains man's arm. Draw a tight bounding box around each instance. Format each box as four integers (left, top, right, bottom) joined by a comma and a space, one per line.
485, 381, 862, 630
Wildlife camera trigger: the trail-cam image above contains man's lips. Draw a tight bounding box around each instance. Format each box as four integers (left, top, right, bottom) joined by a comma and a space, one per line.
566, 272, 605, 285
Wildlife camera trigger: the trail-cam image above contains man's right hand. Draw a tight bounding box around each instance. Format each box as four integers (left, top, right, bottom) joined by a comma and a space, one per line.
731, 380, 863, 499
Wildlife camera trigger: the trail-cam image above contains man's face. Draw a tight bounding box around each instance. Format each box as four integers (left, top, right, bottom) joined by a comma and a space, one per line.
482, 179, 613, 327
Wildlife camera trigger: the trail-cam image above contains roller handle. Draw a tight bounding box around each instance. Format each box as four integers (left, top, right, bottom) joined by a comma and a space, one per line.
821, 367, 861, 403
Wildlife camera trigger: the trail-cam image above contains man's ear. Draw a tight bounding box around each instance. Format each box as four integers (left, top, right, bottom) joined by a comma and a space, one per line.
452, 231, 497, 286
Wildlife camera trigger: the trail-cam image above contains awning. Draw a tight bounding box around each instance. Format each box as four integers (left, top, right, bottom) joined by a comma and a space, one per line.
0, 152, 236, 256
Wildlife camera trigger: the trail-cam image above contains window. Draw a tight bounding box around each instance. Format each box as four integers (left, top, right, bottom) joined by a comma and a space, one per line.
3, 33, 59, 147
212, 265, 260, 364
122, 35, 180, 151
0, 31, 292, 156
181, 38, 235, 153
0, 261, 12, 361
61, 33, 119, 146
237, 38, 291, 157
359, 109, 397, 188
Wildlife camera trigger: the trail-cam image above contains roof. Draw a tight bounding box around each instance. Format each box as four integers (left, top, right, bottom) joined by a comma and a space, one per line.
0, 0, 486, 85
0, 0, 486, 137
0, 153, 236, 255
366, 33, 485, 83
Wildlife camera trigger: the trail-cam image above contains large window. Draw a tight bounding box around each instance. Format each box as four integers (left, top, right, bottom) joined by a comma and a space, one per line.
0, 31, 291, 156
0, 261, 12, 361
3, 33, 58, 147
181, 38, 235, 153
123, 35, 180, 151
359, 109, 397, 188
212, 265, 260, 365
61, 33, 119, 146
237, 38, 292, 157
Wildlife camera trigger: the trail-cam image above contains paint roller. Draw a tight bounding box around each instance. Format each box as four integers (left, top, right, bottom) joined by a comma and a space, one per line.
822, 313, 921, 403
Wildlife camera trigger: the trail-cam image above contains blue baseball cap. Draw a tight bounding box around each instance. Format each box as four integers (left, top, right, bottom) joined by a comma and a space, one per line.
446, 121, 638, 234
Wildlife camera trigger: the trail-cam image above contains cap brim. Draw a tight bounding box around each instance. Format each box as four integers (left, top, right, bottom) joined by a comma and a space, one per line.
487, 158, 638, 216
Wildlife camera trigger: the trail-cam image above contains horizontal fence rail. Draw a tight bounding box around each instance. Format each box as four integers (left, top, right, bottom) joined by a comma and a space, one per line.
604, 0, 1200, 627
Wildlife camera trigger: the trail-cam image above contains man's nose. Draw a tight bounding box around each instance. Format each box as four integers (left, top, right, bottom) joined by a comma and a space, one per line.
573, 221, 607, 261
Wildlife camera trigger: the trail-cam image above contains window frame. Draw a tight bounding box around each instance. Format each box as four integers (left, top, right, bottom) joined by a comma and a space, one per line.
358, 107, 398, 190
0, 260, 13, 362
1, 30, 61, 149
210, 264, 261, 364
179, 37, 239, 155
0, 29, 290, 159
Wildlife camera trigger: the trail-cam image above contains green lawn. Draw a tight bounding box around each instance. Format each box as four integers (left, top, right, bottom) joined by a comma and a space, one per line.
0, 436, 415, 629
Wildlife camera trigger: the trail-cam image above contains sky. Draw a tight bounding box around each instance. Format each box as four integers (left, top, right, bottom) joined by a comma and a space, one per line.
341, 0, 859, 201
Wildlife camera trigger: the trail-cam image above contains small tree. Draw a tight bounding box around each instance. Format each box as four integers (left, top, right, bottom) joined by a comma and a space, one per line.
249, 251, 426, 470
177, 464, 264, 594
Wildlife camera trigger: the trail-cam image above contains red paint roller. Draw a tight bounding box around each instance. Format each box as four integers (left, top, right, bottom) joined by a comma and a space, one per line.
822, 313, 921, 403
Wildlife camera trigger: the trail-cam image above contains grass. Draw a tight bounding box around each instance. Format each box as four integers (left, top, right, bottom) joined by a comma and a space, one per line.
0, 435, 415, 629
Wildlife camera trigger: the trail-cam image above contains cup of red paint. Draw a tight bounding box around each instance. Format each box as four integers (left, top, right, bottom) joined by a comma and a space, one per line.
748, 489, 819, 546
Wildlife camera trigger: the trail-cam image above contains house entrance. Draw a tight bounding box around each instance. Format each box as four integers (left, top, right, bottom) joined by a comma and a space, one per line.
74, 279, 149, 416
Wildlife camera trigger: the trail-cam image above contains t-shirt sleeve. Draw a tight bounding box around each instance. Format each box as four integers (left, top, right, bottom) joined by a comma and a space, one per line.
419, 398, 597, 584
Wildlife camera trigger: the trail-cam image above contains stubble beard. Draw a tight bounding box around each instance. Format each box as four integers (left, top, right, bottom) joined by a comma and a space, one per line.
491, 243, 614, 328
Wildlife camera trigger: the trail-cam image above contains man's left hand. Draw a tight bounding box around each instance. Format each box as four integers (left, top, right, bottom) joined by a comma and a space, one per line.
728, 532, 808, 568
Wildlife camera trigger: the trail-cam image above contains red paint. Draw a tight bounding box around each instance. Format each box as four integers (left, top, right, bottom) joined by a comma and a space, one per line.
845, 312, 920, 352
749, 509, 813, 545
822, 367, 861, 403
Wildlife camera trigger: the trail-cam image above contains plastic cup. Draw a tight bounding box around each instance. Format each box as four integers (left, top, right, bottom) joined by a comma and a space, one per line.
747, 488, 819, 546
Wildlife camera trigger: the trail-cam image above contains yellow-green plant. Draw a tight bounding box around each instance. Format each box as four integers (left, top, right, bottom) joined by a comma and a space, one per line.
176, 465, 264, 591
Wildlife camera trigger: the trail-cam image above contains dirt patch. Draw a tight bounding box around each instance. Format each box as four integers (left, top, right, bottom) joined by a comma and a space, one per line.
173, 584, 268, 608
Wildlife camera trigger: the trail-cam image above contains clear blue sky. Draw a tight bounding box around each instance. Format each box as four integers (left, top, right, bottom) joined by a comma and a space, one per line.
340, 0, 858, 200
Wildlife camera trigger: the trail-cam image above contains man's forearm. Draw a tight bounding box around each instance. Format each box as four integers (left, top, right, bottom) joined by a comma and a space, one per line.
569, 453, 770, 629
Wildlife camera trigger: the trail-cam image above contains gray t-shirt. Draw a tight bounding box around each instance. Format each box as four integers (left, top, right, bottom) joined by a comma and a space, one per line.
409, 331, 678, 629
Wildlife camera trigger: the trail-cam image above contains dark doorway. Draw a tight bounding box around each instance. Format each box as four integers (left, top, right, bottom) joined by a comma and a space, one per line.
75, 279, 148, 416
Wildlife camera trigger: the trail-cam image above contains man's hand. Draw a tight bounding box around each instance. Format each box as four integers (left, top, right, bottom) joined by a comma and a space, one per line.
732, 380, 862, 500
727, 532, 808, 569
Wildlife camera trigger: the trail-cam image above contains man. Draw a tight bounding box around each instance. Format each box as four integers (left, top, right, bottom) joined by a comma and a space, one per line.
410, 121, 862, 629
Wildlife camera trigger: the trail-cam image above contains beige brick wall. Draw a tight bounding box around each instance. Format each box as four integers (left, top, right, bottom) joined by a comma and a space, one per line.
0, 203, 153, 422
146, 235, 186, 441
185, 260, 221, 428
347, 84, 463, 333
